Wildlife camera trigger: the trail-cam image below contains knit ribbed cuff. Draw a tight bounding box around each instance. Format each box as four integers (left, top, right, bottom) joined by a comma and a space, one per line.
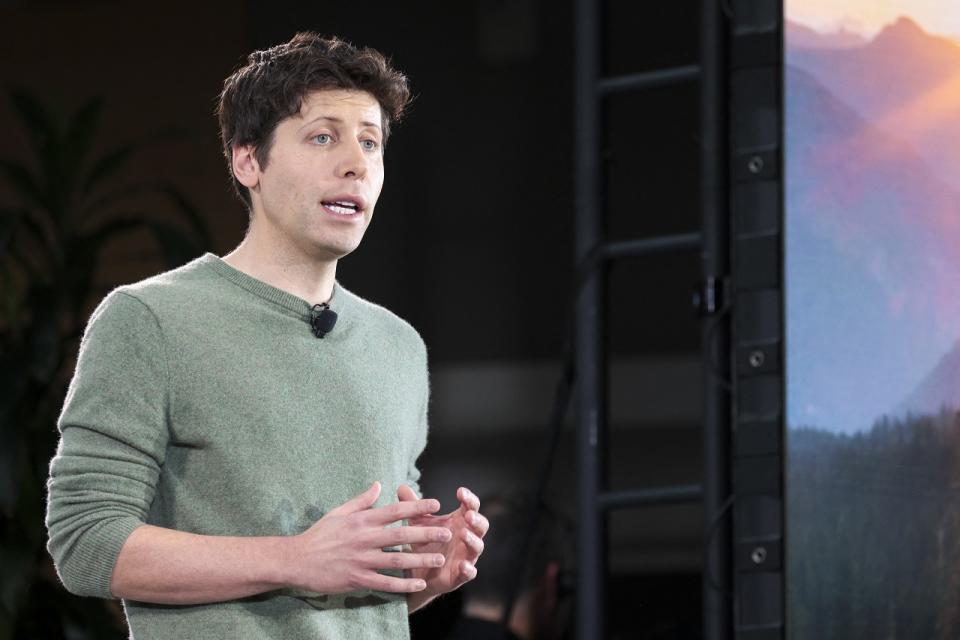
63, 516, 144, 599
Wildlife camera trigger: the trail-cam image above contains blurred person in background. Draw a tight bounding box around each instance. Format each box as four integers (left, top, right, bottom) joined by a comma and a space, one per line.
446, 496, 572, 640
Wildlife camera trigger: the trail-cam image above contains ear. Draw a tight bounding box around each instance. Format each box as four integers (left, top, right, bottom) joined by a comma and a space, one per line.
231, 144, 261, 190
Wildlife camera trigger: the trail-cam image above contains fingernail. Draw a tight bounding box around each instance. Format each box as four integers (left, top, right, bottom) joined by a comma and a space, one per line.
440, 528, 452, 541
434, 555, 445, 566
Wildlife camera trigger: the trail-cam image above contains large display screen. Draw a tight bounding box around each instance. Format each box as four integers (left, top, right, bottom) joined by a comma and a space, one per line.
785, 3, 960, 637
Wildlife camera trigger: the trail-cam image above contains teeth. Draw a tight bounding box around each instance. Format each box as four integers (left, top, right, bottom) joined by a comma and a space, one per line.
325, 204, 357, 215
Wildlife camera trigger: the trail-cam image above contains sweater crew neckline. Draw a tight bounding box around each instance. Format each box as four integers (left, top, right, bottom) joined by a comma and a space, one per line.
199, 252, 350, 320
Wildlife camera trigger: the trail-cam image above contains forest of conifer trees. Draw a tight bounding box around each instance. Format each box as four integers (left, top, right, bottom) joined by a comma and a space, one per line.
788, 408, 960, 639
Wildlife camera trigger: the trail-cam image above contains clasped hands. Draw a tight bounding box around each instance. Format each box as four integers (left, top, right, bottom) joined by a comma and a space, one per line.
288, 481, 488, 604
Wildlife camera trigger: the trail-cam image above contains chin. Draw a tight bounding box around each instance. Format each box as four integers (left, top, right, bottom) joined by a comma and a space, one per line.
310, 242, 360, 261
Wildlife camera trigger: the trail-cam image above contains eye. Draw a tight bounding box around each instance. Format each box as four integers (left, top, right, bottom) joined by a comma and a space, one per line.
312, 133, 333, 145
361, 139, 379, 151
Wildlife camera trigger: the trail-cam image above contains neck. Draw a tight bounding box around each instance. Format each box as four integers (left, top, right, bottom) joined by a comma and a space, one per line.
222, 216, 338, 306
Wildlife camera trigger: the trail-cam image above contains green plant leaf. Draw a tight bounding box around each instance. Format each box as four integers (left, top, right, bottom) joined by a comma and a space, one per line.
60, 97, 103, 208
0, 442, 19, 519
0, 543, 35, 612
0, 208, 23, 256
16, 210, 56, 265
77, 215, 143, 248
80, 217, 201, 288
79, 127, 186, 198
9, 91, 65, 220
74, 183, 210, 256
1, 93, 211, 639
0, 208, 55, 273
0, 609, 11, 640
142, 219, 202, 268
156, 185, 212, 249
0, 160, 46, 211
8, 90, 56, 161
0, 345, 29, 518
4, 246, 41, 287
61, 216, 140, 323
0, 263, 20, 328
76, 182, 172, 222
26, 315, 61, 385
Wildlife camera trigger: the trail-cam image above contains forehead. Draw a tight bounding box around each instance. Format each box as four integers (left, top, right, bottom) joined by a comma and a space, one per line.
297, 89, 383, 123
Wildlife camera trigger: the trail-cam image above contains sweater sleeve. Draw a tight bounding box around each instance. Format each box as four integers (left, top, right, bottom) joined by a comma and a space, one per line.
45, 290, 170, 599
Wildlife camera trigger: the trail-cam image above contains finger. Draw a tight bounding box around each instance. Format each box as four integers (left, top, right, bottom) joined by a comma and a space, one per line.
356, 571, 428, 593
466, 510, 490, 537
366, 551, 446, 571
457, 487, 481, 512
397, 484, 420, 502
327, 481, 381, 517
365, 498, 441, 525
459, 561, 478, 581
397, 486, 439, 526
372, 525, 452, 547
462, 528, 484, 558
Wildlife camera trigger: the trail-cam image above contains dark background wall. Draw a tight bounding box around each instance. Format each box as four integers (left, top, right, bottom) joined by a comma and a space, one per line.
1, 1, 705, 637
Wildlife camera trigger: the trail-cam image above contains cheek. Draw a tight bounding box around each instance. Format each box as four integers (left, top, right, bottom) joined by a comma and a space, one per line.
370, 164, 386, 199
264, 165, 310, 205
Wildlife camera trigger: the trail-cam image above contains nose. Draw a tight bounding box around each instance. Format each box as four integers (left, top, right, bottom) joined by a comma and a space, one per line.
338, 138, 368, 180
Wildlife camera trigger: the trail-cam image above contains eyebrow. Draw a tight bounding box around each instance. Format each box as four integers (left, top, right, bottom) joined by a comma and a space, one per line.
299, 116, 382, 132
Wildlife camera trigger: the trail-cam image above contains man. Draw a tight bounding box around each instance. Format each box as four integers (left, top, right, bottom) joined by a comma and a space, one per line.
45, 32, 487, 639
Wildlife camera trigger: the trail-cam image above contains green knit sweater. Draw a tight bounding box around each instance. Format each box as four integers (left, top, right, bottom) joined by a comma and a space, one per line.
45, 252, 430, 639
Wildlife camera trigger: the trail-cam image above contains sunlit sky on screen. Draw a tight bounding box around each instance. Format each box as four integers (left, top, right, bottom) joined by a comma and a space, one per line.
787, 0, 960, 38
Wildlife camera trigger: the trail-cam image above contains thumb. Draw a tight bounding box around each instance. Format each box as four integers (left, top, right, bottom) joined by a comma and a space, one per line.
397, 484, 419, 502
329, 481, 382, 516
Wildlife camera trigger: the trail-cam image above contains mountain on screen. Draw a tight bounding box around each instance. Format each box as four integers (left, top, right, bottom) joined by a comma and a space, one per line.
787, 65, 959, 244
896, 341, 960, 417
785, 20, 866, 50
788, 16, 960, 191
786, 65, 960, 432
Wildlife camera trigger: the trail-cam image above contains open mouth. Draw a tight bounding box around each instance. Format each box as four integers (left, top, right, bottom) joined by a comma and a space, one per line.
321, 200, 362, 217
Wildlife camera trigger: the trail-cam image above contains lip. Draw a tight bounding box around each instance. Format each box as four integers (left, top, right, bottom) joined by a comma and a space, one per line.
321, 194, 368, 213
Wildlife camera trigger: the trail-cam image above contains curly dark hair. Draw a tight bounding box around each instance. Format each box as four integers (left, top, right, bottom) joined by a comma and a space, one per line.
216, 32, 412, 209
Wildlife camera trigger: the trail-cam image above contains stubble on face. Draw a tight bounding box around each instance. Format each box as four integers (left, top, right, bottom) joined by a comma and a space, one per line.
250, 89, 386, 264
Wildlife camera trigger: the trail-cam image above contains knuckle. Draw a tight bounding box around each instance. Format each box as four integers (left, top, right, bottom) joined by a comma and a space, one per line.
346, 571, 363, 591
390, 554, 404, 569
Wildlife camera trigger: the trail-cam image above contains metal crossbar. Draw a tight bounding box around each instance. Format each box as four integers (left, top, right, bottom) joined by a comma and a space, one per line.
573, 0, 731, 638
597, 65, 701, 95
597, 484, 704, 511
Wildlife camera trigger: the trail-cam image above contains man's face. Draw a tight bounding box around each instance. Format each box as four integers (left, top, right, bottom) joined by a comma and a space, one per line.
247, 89, 386, 261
